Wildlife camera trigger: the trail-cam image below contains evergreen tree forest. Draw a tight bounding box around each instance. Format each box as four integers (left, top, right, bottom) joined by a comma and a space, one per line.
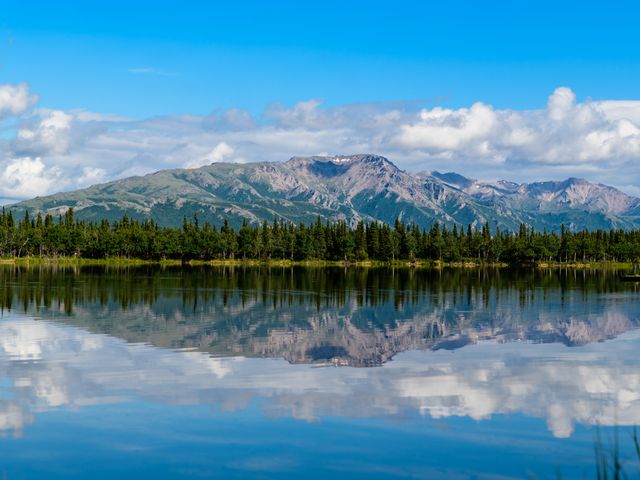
2, 207, 640, 264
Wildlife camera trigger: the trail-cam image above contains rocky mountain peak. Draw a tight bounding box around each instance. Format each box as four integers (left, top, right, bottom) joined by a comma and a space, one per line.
286, 154, 397, 171
8, 154, 640, 231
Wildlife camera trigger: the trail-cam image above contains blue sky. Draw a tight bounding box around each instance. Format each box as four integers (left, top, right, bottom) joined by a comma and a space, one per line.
2, 0, 640, 117
2, 0, 640, 201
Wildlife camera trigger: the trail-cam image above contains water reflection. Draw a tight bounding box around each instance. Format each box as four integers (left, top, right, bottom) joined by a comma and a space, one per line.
0, 266, 637, 366
0, 266, 639, 441
0, 315, 638, 439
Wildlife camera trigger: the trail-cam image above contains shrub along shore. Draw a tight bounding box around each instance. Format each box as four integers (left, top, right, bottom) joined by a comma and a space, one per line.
1, 208, 640, 266
0, 257, 633, 270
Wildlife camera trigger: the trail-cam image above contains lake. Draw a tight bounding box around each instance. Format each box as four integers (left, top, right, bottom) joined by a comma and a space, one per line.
0, 266, 638, 479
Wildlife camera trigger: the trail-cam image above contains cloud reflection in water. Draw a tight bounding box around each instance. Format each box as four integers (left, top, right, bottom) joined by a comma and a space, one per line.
0, 315, 638, 439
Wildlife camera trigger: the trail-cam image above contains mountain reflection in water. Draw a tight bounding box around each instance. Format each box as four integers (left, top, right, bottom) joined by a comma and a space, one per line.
0, 266, 638, 440
0, 266, 636, 366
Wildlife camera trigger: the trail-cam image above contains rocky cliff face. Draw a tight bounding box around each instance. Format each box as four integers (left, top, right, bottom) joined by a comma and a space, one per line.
426, 170, 640, 229
10, 154, 640, 230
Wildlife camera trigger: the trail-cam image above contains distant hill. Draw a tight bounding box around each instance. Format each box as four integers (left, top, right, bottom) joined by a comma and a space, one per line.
9, 154, 640, 230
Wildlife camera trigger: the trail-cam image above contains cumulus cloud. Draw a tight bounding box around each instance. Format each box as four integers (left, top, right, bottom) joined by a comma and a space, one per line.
0, 157, 61, 199
15, 109, 74, 155
184, 141, 234, 169
395, 102, 498, 154
2, 83, 640, 201
393, 87, 640, 168
0, 83, 38, 119
547, 86, 576, 121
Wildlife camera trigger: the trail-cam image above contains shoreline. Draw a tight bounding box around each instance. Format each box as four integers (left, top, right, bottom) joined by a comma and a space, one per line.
0, 257, 633, 269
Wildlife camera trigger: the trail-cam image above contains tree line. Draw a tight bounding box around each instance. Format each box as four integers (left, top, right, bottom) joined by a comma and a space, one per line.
0, 265, 624, 319
2, 207, 640, 264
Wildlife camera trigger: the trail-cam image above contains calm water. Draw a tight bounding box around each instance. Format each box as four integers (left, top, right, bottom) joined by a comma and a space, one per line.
0, 266, 639, 479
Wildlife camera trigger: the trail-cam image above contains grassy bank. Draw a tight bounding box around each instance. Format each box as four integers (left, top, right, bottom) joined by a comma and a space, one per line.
1, 257, 184, 267
0, 256, 633, 269
1, 257, 438, 268
535, 261, 633, 269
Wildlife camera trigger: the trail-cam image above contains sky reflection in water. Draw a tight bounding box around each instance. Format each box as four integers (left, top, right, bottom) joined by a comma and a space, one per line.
0, 266, 638, 479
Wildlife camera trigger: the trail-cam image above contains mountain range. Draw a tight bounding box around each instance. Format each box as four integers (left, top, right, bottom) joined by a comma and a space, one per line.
10, 154, 640, 231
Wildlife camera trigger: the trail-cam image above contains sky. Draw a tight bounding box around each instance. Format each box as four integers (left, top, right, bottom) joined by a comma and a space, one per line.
1, 0, 640, 201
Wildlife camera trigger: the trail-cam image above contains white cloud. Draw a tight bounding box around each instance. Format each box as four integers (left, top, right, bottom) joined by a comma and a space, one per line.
392, 87, 640, 170
2, 83, 640, 201
266, 99, 326, 128
78, 166, 107, 185
185, 141, 234, 168
0, 83, 38, 119
15, 109, 74, 155
395, 102, 498, 153
547, 86, 576, 121
0, 157, 61, 199
599, 101, 640, 124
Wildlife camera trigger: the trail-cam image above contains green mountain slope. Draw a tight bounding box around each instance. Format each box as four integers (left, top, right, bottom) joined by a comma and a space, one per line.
9, 154, 640, 230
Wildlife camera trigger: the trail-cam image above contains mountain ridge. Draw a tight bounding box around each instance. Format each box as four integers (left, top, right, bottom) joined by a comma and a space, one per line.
9, 154, 640, 231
